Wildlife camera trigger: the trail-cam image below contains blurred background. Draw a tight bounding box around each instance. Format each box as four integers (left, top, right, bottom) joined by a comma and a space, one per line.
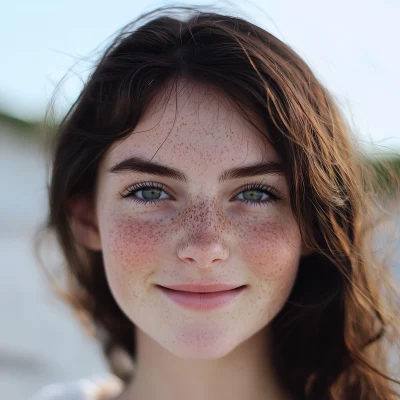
1, 1, 399, 399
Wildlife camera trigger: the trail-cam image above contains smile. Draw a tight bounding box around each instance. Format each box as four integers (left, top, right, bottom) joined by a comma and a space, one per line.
156, 285, 247, 311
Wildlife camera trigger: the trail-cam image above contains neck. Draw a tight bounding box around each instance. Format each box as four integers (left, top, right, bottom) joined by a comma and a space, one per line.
117, 326, 293, 400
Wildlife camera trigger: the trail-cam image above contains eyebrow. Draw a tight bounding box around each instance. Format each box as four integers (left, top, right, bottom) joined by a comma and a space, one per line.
108, 156, 284, 183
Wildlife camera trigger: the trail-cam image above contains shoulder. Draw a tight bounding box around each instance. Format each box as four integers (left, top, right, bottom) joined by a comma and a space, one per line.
29, 373, 124, 400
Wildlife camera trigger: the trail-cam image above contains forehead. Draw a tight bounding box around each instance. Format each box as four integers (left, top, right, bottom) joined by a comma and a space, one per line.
100, 80, 280, 175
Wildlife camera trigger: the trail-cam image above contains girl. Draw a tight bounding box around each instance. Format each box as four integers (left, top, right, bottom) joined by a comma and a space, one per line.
33, 5, 400, 400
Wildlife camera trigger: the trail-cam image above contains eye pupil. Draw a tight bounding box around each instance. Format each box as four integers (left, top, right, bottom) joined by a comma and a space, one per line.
243, 190, 265, 201
142, 188, 161, 200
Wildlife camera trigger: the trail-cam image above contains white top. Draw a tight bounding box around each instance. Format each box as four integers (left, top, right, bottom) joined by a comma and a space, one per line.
29, 373, 124, 400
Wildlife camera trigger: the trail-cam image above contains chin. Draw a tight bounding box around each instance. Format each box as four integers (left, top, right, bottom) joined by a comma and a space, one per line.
161, 326, 240, 360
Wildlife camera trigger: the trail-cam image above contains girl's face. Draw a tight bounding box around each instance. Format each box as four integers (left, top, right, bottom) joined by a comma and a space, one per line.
91, 81, 307, 359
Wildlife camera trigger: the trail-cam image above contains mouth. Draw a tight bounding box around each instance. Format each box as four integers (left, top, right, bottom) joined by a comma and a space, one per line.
157, 283, 246, 293
156, 284, 247, 311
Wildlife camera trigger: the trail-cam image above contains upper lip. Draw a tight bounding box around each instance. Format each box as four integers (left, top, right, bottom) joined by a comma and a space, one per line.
157, 284, 245, 293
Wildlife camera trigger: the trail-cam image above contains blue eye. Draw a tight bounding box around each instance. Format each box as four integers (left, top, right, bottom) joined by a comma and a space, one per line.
121, 181, 169, 206
120, 181, 282, 207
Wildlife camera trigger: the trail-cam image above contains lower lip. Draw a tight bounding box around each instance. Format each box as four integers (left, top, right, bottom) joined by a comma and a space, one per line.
156, 285, 246, 311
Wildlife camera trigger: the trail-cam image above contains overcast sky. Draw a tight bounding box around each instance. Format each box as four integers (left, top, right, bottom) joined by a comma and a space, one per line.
2, 0, 399, 150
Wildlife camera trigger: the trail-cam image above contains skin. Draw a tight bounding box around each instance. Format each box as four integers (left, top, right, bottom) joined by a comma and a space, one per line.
69, 79, 310, 400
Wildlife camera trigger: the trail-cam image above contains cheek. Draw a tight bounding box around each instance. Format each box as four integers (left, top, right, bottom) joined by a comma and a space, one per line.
106, 217, 166, 269
99, 212, 170, 298
238, 216, 301, 283
236, 215, 301, 322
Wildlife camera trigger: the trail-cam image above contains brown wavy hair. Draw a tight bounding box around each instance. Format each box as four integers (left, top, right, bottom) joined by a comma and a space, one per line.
34, 5, 400, 399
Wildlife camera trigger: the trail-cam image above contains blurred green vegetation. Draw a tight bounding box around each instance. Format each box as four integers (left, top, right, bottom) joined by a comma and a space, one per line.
1, 108, 399, 195
0, 109, 46, 142
369, 155, 400, 197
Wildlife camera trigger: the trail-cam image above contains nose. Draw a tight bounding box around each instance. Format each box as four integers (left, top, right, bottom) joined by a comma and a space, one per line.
177, 235, 229, 269
176, 198, 230, 268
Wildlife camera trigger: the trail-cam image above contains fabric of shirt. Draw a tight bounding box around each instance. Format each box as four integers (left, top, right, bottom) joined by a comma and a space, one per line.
29, 373, 124, 400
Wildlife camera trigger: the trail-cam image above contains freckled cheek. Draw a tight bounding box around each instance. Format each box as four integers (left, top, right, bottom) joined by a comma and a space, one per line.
101, 215, 170, 278
238, 218, 301, 281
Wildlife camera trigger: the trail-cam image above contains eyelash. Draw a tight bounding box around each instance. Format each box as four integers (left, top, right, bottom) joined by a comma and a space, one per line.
120, 181, 282, 208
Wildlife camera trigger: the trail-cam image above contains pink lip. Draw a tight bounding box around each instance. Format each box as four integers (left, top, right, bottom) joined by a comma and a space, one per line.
161, 283, 243, 292
156, 284, 246, 311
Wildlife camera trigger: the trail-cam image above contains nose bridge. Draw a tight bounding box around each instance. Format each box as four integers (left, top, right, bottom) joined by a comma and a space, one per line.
185, 195, 223, 232
177, 196, 229, 268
